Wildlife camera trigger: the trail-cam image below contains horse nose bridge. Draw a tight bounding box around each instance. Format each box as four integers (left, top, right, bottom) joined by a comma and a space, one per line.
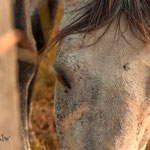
65, 103, 148, 150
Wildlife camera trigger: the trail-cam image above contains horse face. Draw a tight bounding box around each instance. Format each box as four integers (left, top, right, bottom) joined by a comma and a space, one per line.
54, 20, 150, 150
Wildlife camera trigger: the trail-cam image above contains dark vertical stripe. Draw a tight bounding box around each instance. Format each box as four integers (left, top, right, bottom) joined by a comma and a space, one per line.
31, 0, 58, 53
14, 0, 27, 31
47, 0, 58, 22
31, 8, 45, 51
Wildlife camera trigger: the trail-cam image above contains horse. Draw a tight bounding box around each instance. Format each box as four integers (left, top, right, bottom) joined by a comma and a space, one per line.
13, 0, 58, 149
51, 0, 150, 150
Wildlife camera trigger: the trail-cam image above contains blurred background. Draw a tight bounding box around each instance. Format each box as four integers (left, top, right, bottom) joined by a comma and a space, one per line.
29, 1, 64, 150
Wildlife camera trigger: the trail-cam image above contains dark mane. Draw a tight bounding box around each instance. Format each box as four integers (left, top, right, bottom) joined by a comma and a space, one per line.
52, 0, 150, 46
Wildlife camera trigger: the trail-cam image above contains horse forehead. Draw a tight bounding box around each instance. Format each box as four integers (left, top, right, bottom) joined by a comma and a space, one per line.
62, 0, 86, 8
57, 25, 150, 66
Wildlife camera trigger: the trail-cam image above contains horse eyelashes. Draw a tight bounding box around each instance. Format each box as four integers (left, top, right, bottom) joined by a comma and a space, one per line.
53, 66, 71, 89
60, 74, 71, 89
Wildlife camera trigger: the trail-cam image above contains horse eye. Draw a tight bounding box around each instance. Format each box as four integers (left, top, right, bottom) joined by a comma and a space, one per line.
53, 66, 71, 89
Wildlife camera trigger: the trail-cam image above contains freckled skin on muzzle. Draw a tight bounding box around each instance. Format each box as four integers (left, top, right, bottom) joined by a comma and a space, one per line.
54, 20, 150, 150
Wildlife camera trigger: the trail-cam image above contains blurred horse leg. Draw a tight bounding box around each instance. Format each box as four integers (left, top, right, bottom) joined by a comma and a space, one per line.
14, 0, 37, 149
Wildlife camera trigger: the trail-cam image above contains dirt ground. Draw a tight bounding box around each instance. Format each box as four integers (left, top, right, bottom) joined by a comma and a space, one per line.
29, 85, 60, 150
